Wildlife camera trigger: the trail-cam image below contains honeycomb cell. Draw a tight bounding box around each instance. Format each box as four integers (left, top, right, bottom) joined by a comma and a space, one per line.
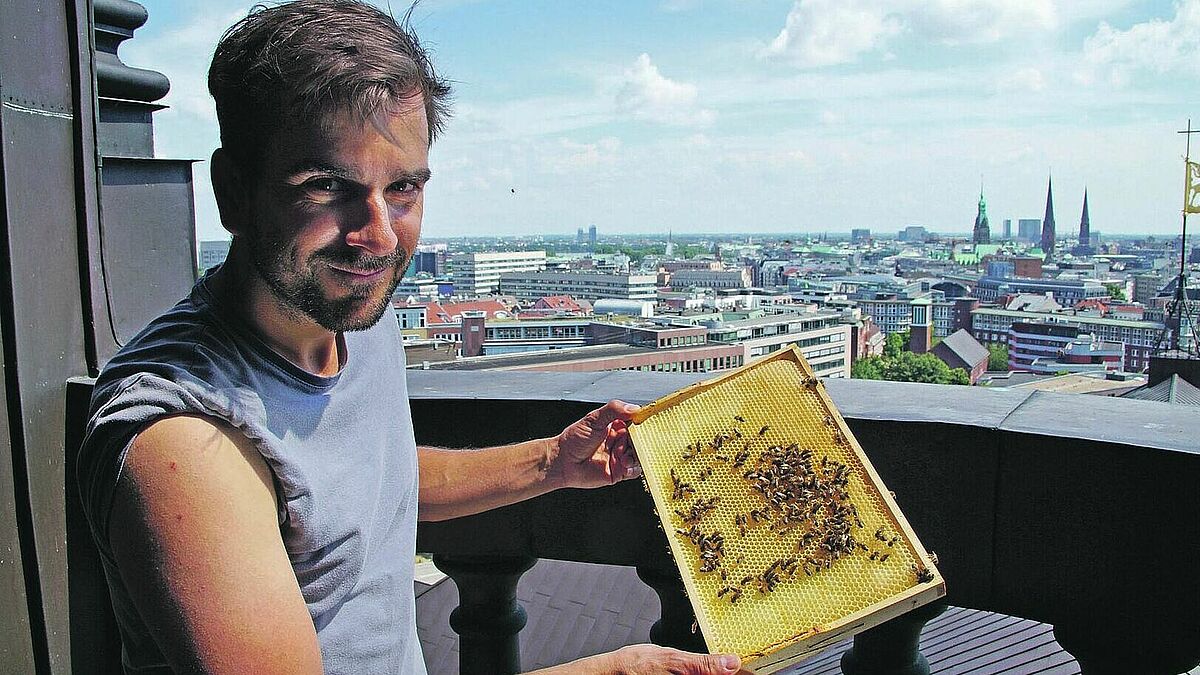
629, 347, 942, 668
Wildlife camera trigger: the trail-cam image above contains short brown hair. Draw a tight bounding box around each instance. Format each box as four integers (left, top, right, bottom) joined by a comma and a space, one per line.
208, 0, 452, 179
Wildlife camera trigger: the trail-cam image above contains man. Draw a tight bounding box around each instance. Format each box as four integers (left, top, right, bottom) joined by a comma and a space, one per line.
77, 1, 742, 673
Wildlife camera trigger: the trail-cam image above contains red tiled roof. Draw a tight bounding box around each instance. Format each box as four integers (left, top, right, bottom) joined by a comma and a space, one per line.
424, 300, 513, 325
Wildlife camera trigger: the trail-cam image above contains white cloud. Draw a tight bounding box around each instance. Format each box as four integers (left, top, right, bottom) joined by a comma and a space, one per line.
615, 54, 715, 127
1079, 0, 1200, 86
761, 0, 903, 67
998, 66, 1047, 92
761, 0, 1061, 67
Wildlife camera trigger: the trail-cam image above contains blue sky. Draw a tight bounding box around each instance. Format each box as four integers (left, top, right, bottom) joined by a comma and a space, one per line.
127, 0, 1200, 240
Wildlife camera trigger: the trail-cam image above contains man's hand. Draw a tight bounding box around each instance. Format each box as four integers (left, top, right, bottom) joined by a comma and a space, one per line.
534, 644, 745, 674
549, 399, 643, 490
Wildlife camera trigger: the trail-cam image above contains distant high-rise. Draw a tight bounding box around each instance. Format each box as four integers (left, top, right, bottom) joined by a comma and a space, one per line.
1003, 219, 1012, 240
972, 187, 990, 244
1017, 219, 1041, 243
851, 228, 871, 243
588, 224, 597, 248
198, 240, 231, 271
1040, 175, 1056, 257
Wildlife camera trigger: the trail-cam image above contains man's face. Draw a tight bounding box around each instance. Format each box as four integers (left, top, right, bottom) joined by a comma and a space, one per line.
244, 99, 430, 332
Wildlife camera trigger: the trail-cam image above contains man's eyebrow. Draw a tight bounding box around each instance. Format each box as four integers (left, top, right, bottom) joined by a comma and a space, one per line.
286, 161, 354, 179
403, 168, 433, 184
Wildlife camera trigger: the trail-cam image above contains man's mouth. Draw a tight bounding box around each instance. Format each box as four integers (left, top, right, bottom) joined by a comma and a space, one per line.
329, 264, 389, 281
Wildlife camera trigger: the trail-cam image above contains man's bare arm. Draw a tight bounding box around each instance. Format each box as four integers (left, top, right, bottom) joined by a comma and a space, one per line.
418, 400, 641, 522
108, 415, 322, 674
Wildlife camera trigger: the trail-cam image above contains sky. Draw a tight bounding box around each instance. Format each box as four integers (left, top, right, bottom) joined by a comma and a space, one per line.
126, 0, 1200, 241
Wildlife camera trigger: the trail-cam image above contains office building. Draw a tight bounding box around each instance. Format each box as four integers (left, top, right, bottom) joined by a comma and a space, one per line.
706, 310, 851, 377
1017, 218, 1041, 243
971, 308, 1164, 371
668, 268, 751, 290
498, 271, 657, 301
450, 250, 546, 296
974, 276, 1107, 305
198, 239, 231, 271
851, 228, 871, 243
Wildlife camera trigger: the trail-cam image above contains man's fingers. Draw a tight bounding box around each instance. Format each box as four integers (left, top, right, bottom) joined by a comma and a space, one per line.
689, 653, 742, 674
590, 399, 640, 429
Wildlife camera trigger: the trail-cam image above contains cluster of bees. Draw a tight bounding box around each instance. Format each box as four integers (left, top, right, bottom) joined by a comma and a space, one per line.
667, 412, 933, 605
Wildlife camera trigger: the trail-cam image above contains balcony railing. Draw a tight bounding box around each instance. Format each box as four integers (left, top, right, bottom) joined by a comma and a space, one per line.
409, 371, 1200, 675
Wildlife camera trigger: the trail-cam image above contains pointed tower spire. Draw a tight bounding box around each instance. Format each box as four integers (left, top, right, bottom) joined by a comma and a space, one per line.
1078, 188, 1090, 248
973, 181, 990, 244
1041, 174, 1056, 258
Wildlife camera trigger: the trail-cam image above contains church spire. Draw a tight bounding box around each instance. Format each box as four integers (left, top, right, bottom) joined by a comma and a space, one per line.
1041, 174, 1056, 258
1078, 188, 1090, 248
972, 181, 990, 244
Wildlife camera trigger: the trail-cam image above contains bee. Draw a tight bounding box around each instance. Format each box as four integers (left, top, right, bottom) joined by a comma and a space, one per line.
832, 429, 847, 446
759, 425, 770, 436
698, 467, 713, 482
874, 528, 887, 542
670, 469, 696, 501
879, 553, 890, 563
734, 415, 746, 423
682, 444, 696, 460
854, 516, 865, 529
729, 588, 743, 603
732, 450, 750, 468
913, 564, 934, 584
869, 551, 879, 561
735, 514, 748, 537
801, 376, 819, 388
929, 551, 940, 565
691, 620, 699, 634
888, 536, 899, 547
714, 454, 730, 463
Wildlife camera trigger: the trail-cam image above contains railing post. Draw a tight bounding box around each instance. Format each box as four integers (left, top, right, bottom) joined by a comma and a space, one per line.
636, 565, 706, 653
1054, 622, 1200, 675
434, 554, 537, 675
840, 601, 948, 675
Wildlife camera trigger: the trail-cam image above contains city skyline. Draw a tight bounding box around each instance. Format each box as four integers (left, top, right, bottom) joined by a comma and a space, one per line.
129, 0, 1199, 240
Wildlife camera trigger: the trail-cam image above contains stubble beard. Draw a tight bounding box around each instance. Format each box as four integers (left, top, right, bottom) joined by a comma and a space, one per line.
248, 232, 410, 332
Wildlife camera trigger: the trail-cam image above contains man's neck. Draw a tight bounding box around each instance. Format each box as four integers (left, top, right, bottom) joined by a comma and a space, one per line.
209, 253, 344, 377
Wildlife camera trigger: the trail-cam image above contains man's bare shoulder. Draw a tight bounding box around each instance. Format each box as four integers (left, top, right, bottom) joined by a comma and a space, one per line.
110, 414, 321, 674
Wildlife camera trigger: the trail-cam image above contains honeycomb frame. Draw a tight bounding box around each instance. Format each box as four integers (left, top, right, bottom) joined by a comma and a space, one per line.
629, 346, 945, 673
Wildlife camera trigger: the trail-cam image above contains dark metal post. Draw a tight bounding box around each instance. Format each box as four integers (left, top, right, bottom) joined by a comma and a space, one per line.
840, 601, 947, 675
435, 554, 537, 675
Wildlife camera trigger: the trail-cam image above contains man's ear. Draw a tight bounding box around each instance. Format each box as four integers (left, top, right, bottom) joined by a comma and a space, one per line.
211, 148, 251, 237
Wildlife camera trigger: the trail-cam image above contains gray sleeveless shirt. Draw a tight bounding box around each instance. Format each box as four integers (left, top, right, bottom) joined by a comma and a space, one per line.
77, 274, 426, 674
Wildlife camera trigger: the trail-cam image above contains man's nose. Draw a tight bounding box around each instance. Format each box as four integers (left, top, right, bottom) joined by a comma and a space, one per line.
345, 192, 398, 256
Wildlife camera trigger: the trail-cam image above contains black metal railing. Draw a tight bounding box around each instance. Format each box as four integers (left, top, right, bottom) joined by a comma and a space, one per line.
411, 371, 1200, 675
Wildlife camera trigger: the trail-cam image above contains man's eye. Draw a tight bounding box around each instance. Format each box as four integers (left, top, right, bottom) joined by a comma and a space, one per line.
305, 177, 346, 193
390, 181, 418, 194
